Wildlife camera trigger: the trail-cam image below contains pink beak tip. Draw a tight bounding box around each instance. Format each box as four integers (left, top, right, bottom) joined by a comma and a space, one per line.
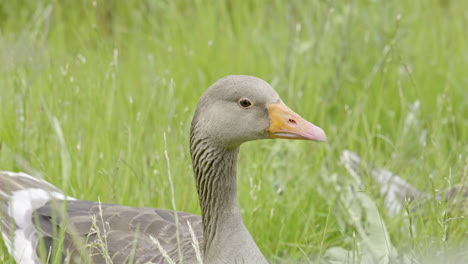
304, 121, 327, 142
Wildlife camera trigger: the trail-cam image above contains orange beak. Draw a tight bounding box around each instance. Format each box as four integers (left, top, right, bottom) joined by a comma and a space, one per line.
267, 102, 327, 142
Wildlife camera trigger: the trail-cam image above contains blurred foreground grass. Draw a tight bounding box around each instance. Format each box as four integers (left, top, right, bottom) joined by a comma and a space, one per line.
1, 0, 468, 263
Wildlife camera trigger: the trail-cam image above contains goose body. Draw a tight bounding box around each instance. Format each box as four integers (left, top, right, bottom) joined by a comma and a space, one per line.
0, 75, 326, 264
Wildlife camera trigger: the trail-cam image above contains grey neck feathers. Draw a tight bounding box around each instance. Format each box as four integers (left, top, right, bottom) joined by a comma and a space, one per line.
190, 122, 268, 264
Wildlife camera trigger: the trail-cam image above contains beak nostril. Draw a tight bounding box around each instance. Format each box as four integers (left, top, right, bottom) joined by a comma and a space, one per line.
288, 119, 297, 124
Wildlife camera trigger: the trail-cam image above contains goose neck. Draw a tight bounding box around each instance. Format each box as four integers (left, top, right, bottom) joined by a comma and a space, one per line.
190, 127, 268, 263
190, 137, 241, 248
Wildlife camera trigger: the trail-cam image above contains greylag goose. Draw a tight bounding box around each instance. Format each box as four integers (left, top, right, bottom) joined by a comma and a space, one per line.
0, 75, 326, 264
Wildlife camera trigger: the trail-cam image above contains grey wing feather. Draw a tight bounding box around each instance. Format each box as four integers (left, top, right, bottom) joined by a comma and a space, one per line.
0, 171, 204, 264
35, 201, 204, 264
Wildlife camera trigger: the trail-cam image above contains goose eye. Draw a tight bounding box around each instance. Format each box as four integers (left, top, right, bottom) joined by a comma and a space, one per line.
238, 98, 252, 108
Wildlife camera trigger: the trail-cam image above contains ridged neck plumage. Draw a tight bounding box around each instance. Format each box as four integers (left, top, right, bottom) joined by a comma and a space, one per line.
190, 118, 268, 264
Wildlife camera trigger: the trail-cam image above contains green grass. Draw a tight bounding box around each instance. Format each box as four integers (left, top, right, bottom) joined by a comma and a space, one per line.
1, 0, 468, 263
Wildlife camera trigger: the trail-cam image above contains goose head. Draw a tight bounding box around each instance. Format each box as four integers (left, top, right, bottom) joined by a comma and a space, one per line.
191, 75, 326, 148
190, 75, 326, 263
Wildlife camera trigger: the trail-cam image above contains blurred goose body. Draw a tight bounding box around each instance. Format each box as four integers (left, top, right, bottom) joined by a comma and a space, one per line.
0, 75, 326, 264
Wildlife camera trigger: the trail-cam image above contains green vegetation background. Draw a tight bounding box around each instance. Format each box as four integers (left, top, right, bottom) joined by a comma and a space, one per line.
1, 0, 467, 262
